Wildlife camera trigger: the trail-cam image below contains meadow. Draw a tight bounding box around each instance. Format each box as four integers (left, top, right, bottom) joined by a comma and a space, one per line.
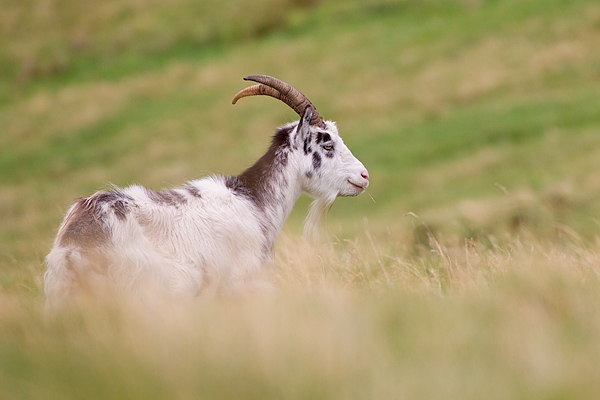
1, 0, 600, 398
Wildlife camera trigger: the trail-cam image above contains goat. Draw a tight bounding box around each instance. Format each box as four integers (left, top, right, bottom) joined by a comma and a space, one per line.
44, 75, 369, 308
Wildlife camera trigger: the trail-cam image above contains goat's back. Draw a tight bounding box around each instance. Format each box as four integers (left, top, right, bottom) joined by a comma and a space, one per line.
45, 177, 266, 309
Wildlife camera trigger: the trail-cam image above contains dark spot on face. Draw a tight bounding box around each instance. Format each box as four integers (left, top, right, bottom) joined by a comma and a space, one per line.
325, 150, 334, 159
303, 135, 312, 155
305, 171, 313, 179
312, 152, 322, 170
321, 132, 331, 143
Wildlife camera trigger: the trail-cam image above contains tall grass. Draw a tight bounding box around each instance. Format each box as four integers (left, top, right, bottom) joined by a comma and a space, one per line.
2, 231, 600, 399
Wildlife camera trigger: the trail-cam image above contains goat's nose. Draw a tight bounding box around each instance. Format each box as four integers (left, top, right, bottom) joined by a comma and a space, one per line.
361, 170, 369, 181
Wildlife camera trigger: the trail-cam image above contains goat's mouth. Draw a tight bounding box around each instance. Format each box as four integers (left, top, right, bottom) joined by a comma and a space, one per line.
348, 180, 366, 191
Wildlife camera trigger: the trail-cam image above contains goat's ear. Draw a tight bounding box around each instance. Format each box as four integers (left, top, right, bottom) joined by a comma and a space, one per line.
297, 106, 313, 141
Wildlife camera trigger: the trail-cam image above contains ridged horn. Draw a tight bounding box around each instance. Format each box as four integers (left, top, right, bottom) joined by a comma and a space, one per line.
231, 75, 325, 128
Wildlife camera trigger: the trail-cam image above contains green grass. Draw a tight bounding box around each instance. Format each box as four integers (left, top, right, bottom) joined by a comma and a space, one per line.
2, 0, 600, 398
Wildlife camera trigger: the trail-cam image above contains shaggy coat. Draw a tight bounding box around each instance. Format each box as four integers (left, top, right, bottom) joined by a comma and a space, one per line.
45, 91, 369, 308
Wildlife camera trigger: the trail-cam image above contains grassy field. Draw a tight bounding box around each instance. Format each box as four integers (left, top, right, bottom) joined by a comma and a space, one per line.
2, 0, 600, 398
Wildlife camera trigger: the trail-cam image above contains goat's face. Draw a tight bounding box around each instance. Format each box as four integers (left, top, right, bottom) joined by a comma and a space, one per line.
295, 107, 369, 200
231, 75, 369, 202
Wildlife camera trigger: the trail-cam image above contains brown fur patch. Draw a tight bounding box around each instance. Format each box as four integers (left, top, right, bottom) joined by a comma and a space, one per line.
227, 125, 292, 209
57, 193, 110, 247
57, 191, 132, 247
146, 188, 187, 206
183, 184, 202, 198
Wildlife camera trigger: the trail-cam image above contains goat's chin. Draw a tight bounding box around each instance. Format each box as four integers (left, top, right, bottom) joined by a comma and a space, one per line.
339, 183, 365, 197
340, 190, 363, 197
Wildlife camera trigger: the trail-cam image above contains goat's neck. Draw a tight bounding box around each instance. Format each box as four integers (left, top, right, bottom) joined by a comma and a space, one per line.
232, 130, 302, 253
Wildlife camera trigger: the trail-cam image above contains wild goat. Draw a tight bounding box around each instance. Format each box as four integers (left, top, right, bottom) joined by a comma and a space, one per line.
44, 75, 369, 308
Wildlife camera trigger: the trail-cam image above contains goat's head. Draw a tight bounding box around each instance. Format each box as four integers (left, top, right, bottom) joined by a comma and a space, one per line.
293, 106, 369, 199
232, 75, 369, 236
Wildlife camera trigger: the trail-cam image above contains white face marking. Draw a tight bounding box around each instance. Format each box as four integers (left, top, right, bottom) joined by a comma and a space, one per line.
297, 121, 369, 200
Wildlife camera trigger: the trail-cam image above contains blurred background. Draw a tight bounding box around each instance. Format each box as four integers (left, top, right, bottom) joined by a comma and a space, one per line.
2, 0, 600, 289
2, 0, 600, 292
2, 1, 600, 398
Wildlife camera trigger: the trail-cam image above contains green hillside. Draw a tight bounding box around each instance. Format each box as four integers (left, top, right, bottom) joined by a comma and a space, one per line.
2, 0, 600, 398
3, 0, 600, 266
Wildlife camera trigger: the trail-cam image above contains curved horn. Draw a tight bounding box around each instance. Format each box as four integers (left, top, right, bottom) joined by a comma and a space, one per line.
232, 84, 288, 107
231, 75, 325, 128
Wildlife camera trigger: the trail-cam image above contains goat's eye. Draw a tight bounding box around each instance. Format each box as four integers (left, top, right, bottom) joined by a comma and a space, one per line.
323, 144, 334, 151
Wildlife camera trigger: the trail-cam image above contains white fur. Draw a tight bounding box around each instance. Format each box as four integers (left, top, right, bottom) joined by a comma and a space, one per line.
44, 114, 368, 309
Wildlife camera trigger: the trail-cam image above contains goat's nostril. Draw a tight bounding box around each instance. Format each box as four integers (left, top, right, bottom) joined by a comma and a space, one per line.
361, 171, 369, 180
